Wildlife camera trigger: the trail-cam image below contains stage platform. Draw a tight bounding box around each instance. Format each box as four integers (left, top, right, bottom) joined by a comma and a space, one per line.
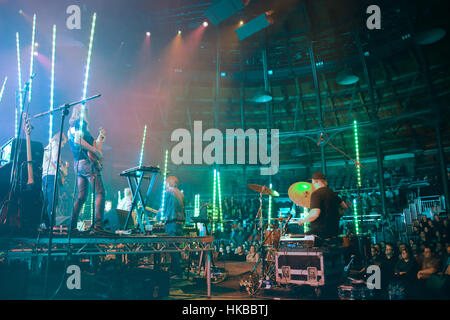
0, 234, 215, 297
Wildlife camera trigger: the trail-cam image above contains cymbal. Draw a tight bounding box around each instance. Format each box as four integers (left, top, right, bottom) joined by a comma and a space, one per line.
247, 184, 279, 197
288, 182, 315, 208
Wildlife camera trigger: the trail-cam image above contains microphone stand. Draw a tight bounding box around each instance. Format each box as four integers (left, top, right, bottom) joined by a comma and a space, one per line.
34, 94, 101, 297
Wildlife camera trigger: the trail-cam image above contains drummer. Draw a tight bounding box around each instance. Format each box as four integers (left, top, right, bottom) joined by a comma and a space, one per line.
296, 172, 348, 239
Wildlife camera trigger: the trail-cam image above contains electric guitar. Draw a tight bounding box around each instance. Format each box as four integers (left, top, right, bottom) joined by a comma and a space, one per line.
23, 113, 34, 185
87, 127, 105, 171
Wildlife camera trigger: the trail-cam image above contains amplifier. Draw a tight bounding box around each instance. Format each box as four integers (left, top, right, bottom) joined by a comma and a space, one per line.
275, 247, 344, 287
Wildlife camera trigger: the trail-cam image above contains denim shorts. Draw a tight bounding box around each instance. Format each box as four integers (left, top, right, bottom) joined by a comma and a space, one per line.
74, 159, 101, 178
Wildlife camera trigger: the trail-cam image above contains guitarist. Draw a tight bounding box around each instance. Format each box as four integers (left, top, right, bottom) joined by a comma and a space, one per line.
67, 105, 106, 234
41, 132, 68, 229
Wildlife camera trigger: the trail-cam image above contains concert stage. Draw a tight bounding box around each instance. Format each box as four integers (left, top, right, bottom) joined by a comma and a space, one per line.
0, 234, 215, 299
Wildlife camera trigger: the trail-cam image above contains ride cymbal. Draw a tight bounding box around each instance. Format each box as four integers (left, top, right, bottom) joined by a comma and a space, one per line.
247, 184, 279, 197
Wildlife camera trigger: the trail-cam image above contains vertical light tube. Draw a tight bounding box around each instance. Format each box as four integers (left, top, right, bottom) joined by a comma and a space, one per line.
212, 169, 217, 233
354, 120, 361, 188
354, 120, 361, 234
160, 149, 169, 219
217, 171, 223, 231
28, 14, 36, 103
194, 194, 200, 217
15, 32, 22, 138
268, 183, 273, 224
91, 191, 94, 223
303, 207, 309, 233
353, 198, 360, 235
138, 125, 147, 167
80, 12, 97, 131
49, 25, 56, 143
0, 77, 7, 103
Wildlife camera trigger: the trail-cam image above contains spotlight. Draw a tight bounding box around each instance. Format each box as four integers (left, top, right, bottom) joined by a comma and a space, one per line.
33, 51, 38, 56
146, 31, 151, 36
203, 21, 208, 27
239, 20, 244, 26
34, 42, 39, 47
178, 30, 182, 35
19, 9, 23, 15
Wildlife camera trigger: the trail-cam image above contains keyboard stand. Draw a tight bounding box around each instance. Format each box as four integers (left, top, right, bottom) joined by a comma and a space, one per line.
120, 167, 161, 233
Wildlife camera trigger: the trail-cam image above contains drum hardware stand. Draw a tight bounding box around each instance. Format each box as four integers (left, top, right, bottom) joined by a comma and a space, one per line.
33, 94, 102, 297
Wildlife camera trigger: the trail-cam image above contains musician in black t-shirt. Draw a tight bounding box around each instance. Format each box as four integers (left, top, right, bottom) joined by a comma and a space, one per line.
297, 172, 348, 239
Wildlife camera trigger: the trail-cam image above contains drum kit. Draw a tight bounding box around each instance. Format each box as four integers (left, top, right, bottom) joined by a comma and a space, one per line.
246, 181, 315, 243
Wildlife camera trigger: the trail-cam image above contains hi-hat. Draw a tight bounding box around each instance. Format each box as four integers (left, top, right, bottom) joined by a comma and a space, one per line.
247, 184, 279, 197
288, 182, 315, 208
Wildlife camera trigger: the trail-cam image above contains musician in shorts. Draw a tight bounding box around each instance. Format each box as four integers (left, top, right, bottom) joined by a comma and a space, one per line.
67, 105, 106, 234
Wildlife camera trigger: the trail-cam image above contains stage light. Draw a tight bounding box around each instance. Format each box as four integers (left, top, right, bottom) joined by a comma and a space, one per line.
49, 25, 56, 143
138, 125, 148, 167
415, 27, 447, 45
252, 89, 272, 103
80, 12, 97, 131
220, 72, 226, 77
235, 13, 273, 41
28, 14, 36, 102
336, 69, 359, 85
178, 30, 182, 35
0, 77, 7, 104
146, 32, 151, 36
268, 69, 273, 75
19, 9, 23, 15
203, 21, 208, 27
15, 32, 22, 138
239, 20, 244, 26
160, 149, 169, 220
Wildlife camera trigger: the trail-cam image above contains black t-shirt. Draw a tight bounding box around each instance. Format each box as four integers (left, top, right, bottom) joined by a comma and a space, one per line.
68, 120, 94, 161
308, 186, 342, 238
